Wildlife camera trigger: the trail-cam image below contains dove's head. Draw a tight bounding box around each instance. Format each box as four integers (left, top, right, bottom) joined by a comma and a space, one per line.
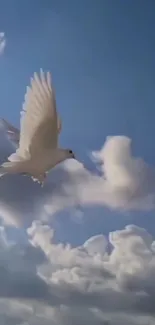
57, 148, 76, 164
65, 149, 75, 159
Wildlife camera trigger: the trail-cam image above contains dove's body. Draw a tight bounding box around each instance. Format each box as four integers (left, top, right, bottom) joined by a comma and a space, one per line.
0, 148, 71, 185
0, 70, 75, 185
27, 149, 69, 174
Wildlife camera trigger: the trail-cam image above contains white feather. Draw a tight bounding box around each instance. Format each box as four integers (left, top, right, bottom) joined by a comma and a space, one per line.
16, 69, 58, 160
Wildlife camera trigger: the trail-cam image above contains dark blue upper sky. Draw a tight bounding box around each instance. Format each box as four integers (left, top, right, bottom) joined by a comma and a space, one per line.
0, 0, 155, 244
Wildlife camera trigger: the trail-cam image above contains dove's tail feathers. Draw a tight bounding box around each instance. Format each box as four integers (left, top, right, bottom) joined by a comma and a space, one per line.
0, 162, 13, 177
0, 166, 8, 177
0, 161, 22, 178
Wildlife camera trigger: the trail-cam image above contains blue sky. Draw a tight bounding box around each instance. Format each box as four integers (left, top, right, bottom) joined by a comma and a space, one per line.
0, 0, 155, 243
0, 0, 155, 157
1, 1, 155, 324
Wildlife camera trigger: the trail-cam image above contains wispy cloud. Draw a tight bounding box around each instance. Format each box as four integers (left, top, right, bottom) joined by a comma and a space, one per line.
0, 32, 6, 55
0, 222, 154, 324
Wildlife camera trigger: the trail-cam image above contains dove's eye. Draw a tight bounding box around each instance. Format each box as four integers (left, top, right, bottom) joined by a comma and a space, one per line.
69, 150, 73, 154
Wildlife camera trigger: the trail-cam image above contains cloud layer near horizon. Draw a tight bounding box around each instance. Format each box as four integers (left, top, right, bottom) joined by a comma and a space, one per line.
0, 127, 155, 226
0, 222, 155, 324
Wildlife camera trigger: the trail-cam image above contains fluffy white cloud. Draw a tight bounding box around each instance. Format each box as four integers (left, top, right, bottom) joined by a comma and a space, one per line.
0, 131, 155, 226
45, 135, 155, 217
0, 33, 6, 55
0, 222, 155, 324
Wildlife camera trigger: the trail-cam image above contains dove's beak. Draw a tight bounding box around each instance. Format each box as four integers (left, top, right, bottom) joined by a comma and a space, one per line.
74, 155, 80, 163
72, 155, 86, 168
73, 155, 82, 164
72, 153, 84, 166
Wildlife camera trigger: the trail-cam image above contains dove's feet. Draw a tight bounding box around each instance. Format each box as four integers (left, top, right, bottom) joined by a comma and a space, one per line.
38, 173, 46, 187
32, 173, 46, 187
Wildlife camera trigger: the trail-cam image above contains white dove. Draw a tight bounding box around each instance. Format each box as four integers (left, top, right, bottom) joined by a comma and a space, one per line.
0, 70, 75, 186
0, 113, 62, 184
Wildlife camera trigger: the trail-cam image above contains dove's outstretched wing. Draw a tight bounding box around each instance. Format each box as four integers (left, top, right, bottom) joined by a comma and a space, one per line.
0, 119, 19, 146
15, 70, 59, 160
0, 115, 61, 149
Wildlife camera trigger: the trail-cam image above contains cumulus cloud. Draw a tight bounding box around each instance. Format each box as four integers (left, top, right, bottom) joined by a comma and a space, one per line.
0, 127, 155, 226
0, 33, 6, 55
0, 222, 155, 324
45, 135, 155, 217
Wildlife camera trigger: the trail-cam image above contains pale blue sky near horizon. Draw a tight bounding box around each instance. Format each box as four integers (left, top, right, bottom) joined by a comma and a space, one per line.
0, 0, 155, 244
